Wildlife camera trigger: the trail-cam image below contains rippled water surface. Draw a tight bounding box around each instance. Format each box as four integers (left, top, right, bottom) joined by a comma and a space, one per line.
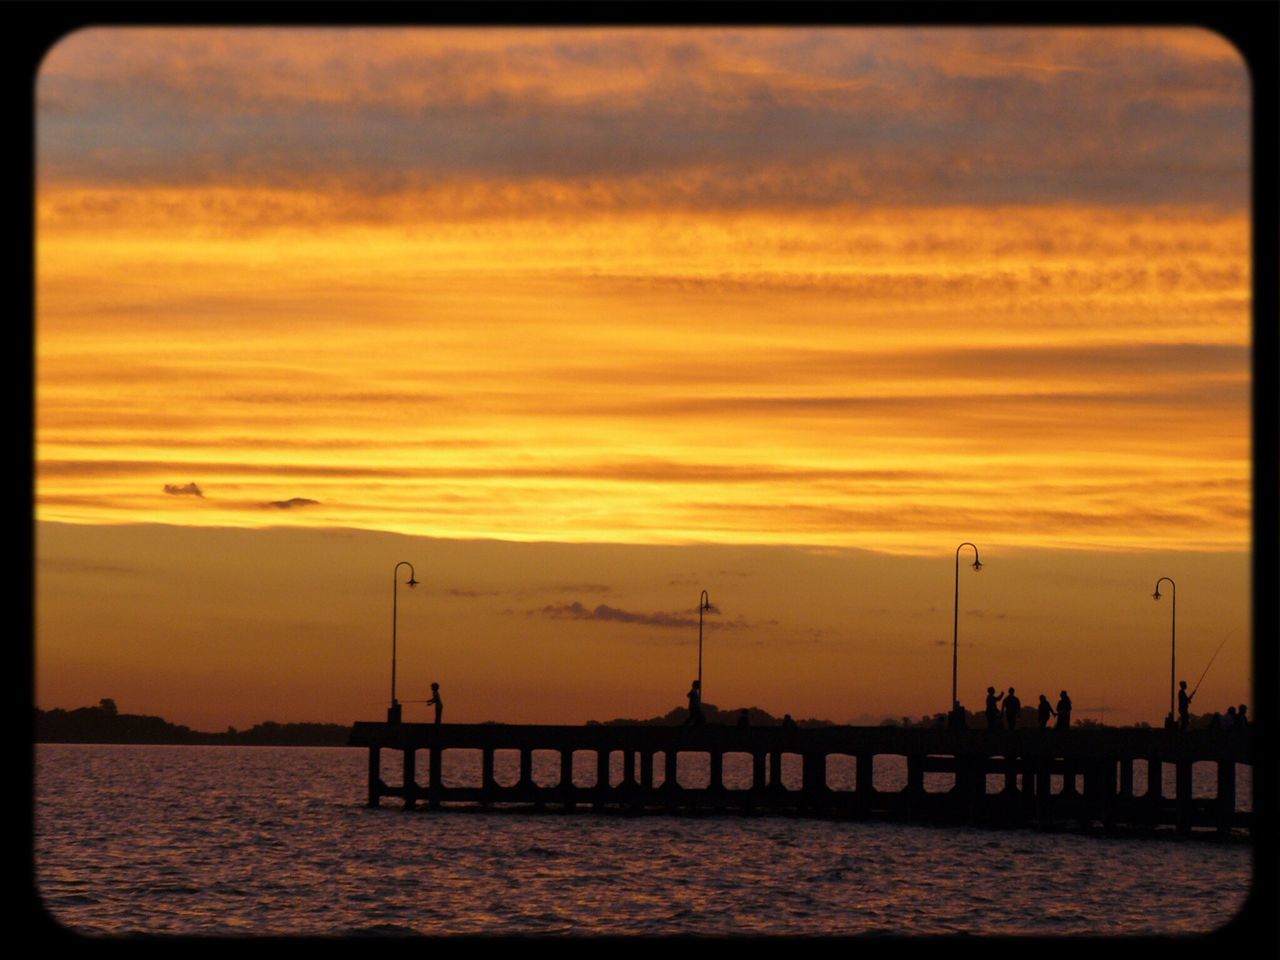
35, 744, 1251, 936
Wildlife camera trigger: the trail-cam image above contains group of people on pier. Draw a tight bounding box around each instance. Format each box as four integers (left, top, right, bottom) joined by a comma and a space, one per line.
947, 688, 1071, 731
980, 687, 1072, 730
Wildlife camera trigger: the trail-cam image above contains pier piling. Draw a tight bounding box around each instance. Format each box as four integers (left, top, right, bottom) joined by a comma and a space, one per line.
348, 723, 1251, 837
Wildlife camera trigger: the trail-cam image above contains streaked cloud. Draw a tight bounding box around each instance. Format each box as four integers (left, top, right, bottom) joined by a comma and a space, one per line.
162, 482, 203, 496
264, 497, 319, 509
37, 28, 1247, 210
532, 600, 761, 632
34, 28, 1250, 556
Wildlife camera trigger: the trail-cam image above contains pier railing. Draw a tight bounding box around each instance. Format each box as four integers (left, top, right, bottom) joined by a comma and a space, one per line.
348, 722, 1252, 836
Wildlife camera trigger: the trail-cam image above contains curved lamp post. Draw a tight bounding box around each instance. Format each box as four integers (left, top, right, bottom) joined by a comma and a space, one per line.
952, 542, 982, 708
1152, 577, 1176, 721
697, 589, 711, 699
390, 561, 419, 720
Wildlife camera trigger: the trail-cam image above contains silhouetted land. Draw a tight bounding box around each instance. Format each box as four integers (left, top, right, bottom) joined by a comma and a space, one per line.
38, 698, 1224, 745
35, 700, 351, 746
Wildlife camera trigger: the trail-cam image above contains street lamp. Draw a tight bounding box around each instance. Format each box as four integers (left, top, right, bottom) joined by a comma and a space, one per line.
952, 542, 982, 709
1152, 577, 1176, 722
697, 589, 711, 699
390, 561, 419, 722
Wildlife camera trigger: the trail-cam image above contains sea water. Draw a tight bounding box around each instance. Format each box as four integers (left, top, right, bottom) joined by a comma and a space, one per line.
34, 743, 1253, 936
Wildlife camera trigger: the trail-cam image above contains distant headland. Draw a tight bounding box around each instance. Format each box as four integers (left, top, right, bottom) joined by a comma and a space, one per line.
35, 699, 352, 747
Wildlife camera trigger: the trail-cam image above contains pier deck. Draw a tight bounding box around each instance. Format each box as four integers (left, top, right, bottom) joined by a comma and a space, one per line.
349, 722, 1252, 836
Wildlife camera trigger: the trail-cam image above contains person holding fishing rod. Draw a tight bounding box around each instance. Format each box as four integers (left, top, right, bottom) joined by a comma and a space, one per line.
1177, 680, 1194, 732
1179, 632, 1232, 731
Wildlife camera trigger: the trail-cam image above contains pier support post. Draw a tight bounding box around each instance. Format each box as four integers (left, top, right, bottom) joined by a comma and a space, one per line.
1175, 760, 1192, 835
520, 748, 533, 789
595, 750, 610, 810
403, 747, 417, 811
665, 751, 679, 810
1120, 758, 1134, 798
1058, 759, 1078, 826
802, 752, 825, 812
1217, 759, 1236, 836
641, 751, 654, 790
1145, 757, 1162, 827
1003, 755, 1018, 795
962, 756, 985, 824
1034, 758, 1051, 828
905, 754, 923, 820
560, 749, 575, 811
481, 747, 495, 807
1020, 759, 1037, 819
1100, 760, 1117, 833
752, 751, 766, 793
428, 747, 442, 809
856, 753, 874, 816
367, 746, 381, 808
710, 750, 724, 794
769, 751, 783, 798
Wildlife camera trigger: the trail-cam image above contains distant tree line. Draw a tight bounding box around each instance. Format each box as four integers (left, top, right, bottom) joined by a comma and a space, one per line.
35, 700, 352, 746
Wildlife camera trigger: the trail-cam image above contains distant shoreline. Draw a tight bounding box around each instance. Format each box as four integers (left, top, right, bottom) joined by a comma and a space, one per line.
37, 699, 1174, 747
35, 702, 353, 747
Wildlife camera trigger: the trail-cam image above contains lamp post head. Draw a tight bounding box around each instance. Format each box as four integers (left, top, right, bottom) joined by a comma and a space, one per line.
1152, 589, 1161, 601
971, 559, 982, 572
408, 576, 419, 588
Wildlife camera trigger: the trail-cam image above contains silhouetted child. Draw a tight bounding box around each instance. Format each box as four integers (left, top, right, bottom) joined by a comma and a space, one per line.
985, 687, 1005, 730
684, 680, 705, 726
1235, 704, 1248, 729
782, 713, 798, 732
1002, 687, 1022, 730
1037, 694, 1056, 729
1055, 690, 1072, 729
1177, 680, 1193, 731
426, 682, 443, 724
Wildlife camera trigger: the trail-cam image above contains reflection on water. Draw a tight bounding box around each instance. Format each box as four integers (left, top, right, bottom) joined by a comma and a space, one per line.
36, 744, 1251, 936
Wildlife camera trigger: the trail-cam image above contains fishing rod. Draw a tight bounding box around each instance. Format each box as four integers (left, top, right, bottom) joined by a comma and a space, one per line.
1190, 631, 1232, 698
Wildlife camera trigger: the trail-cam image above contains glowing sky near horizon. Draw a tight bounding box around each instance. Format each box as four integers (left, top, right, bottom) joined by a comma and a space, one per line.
34, 28, 1253, 727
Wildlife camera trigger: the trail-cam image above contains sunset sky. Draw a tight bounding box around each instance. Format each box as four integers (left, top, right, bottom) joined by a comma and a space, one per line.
35, 27, 1252, 729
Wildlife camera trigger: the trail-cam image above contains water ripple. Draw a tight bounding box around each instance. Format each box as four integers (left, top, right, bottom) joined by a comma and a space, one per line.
35, 743, 1252, 937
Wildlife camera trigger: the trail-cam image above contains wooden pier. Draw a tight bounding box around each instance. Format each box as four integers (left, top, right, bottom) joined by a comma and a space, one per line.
348, 722, 1253, 837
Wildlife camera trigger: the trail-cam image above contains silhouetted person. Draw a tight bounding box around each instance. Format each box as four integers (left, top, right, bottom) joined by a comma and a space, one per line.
1235, 704, 1248, 729
1002, 687, 1022, 730
1055, 690, 1072, 729
1037, 694, 1056, 729
737, 709, 750, 729
426, 682, 443, 724
782, 713, 798, 732
948, 701, 967, 730
1224, 705, 1237, 729
985, 687, 1005, 730
1177, 680, 1193, 731
684, 680, 705, 726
